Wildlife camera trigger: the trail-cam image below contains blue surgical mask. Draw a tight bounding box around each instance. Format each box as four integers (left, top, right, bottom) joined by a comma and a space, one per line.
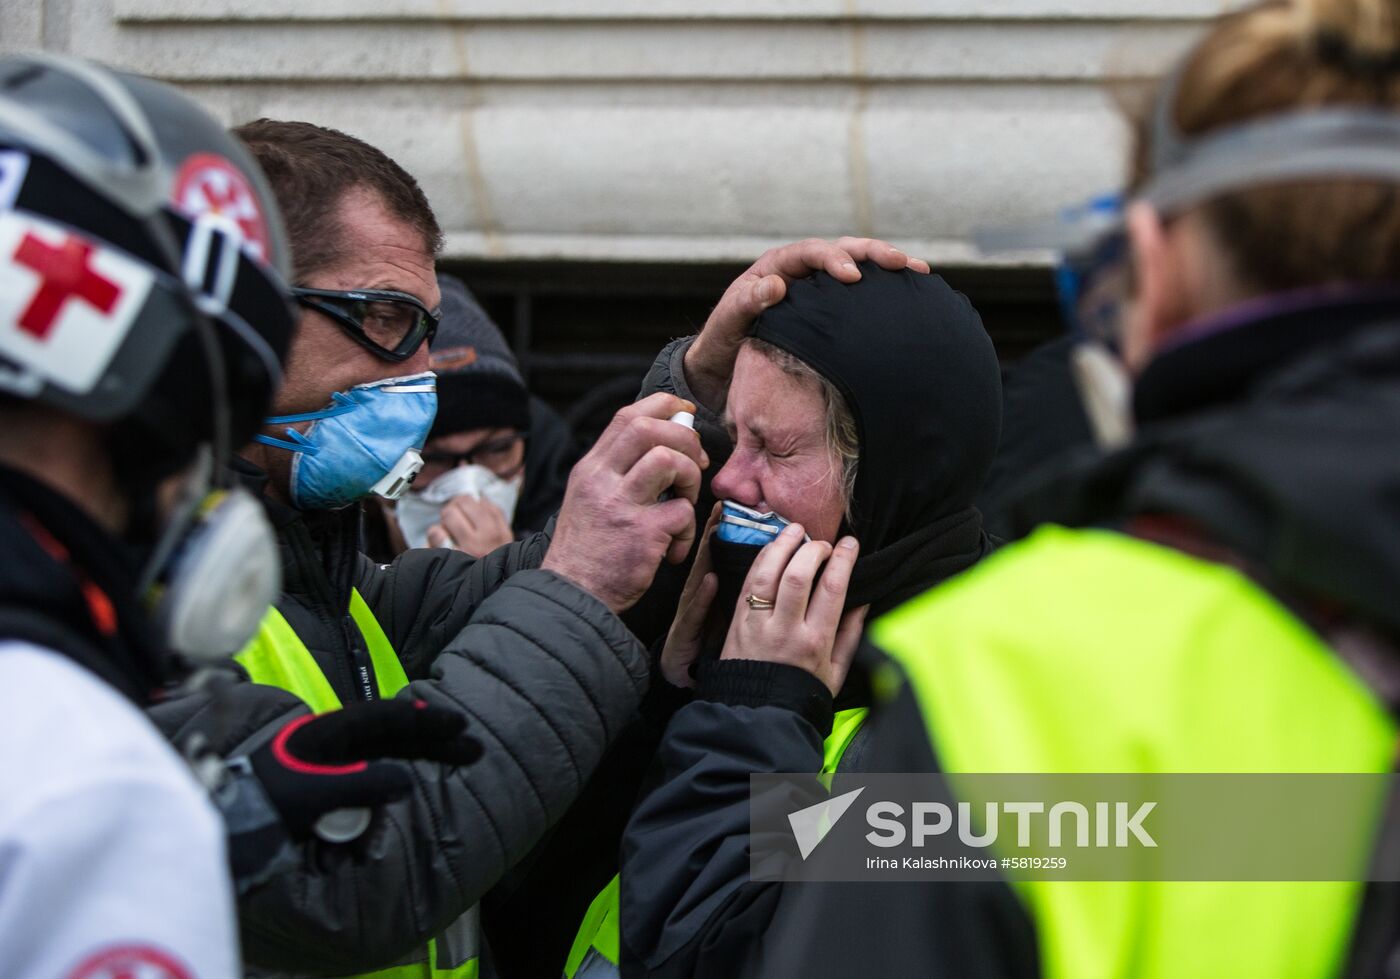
714, 500, 811, 546
253, 372, 437, 510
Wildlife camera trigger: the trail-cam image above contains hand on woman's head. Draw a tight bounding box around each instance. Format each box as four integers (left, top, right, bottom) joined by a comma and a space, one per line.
684, 237, 928, 410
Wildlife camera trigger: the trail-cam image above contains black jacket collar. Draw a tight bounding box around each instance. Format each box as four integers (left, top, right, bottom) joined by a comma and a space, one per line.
231, 455, 361, 630
0, 465, 167, 704
1009, 293, 1400, 639
1133, 288, 1400, 426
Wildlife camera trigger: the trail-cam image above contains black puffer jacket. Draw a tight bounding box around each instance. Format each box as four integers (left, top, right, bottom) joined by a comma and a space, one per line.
150, 463, 650, 975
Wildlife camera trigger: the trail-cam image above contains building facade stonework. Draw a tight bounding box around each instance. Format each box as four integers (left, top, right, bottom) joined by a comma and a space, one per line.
0, 0, 1244, 265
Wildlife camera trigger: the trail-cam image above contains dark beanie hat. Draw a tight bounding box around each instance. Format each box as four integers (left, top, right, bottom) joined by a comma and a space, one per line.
429, 274, 530, 438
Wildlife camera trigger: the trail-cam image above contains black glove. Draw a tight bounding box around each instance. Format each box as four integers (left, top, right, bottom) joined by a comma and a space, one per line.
248, 698, 482, 839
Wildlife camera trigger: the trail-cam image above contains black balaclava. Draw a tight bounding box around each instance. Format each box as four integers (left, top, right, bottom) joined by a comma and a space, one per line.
702, 263, 1003, 661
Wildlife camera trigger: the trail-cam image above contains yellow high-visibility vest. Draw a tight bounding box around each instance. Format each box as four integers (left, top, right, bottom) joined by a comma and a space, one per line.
237, 589, 480, 979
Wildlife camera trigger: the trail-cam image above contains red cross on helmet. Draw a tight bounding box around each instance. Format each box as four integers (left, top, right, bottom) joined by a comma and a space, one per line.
0, 53, 295, 484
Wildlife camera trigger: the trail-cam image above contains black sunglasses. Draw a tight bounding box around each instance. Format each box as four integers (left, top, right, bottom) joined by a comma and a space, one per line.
292, 287, 440, 362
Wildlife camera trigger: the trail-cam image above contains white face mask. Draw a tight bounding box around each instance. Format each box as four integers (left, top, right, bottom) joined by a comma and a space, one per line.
394, 463, 524, 549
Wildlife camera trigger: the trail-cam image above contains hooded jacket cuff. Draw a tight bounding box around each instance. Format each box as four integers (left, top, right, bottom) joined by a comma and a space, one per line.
656, 336, 728, 430
695, 659, 834, 737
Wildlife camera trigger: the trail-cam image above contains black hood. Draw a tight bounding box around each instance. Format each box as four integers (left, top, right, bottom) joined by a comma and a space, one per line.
1006, 292, 1400, 640
753, 263, 1003, 549
749, 263, 1002, 614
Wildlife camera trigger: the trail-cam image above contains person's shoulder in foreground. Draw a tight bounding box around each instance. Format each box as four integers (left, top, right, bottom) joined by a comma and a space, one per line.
0, 641, 236, 979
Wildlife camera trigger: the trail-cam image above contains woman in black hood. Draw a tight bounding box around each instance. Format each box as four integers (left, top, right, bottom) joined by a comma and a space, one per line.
581, 263, 1003, 979
694, 261, 1003, 654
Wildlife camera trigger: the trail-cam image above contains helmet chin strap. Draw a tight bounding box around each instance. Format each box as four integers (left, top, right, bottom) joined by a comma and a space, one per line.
128, 183, 232, 604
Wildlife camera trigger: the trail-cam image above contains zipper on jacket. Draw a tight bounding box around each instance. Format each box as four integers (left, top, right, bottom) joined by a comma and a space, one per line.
286, 518, 365, 703
343, 614, 377, 702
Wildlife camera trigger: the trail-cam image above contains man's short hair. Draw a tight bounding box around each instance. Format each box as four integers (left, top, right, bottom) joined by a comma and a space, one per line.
234, 119, 443, 281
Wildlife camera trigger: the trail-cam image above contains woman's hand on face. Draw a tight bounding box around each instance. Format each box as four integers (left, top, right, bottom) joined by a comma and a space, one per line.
720, 522, 869, 696
683, 237, 930, 412
659, 503, 723, 689
426, 494, 515, 557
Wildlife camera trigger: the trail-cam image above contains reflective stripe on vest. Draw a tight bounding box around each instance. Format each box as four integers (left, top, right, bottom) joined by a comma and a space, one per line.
563, 875, 620, 978
562, 707, 871, 978
235, 589, 478, 979
822, 707, 868, 775
869, 524, 1398, 979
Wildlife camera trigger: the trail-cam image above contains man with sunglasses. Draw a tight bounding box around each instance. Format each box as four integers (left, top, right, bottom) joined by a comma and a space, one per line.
148, 118, 711, 979
290, 287, 440, 364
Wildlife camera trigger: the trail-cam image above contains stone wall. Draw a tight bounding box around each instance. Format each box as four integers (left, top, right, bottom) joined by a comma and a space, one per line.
0, 0, 1243, 264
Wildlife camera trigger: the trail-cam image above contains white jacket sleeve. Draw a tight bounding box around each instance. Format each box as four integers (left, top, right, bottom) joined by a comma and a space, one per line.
0, 644, 239, 979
